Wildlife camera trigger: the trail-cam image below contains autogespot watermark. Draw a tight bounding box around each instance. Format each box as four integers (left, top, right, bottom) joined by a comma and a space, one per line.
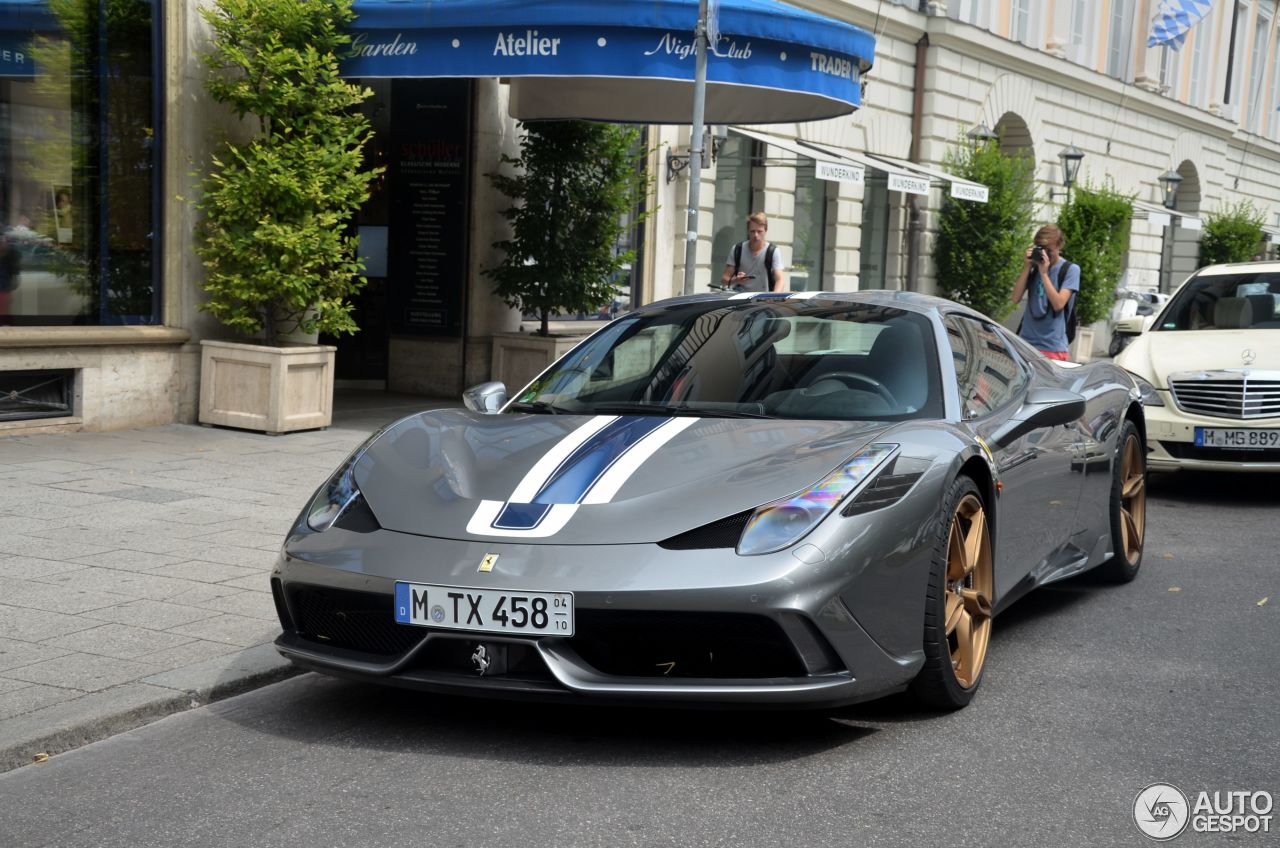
1133, 783, 1274, 840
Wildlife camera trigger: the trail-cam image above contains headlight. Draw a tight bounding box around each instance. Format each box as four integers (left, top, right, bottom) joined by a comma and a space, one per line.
736, 444, 898, 556
304, 431, 384, 532
1129, 373, 1165, 407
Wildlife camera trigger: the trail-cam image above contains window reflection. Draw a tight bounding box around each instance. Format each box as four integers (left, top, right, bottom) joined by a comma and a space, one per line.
0, 0, 156, 327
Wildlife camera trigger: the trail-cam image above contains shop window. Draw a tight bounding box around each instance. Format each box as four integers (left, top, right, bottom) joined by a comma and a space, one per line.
859, 177, 890, 290
791, 162, 827, 291
711, 136, 756, 273
0, 0, 159, 327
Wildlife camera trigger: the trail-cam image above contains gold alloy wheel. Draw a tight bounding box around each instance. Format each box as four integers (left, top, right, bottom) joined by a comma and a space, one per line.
1119, 433, 1146, 564
944, 493, 993, 689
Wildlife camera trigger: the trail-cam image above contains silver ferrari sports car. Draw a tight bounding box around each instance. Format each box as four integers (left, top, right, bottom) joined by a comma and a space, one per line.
273, 291, 1148, 709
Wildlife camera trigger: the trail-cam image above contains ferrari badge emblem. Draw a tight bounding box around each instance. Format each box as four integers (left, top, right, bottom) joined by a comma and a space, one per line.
471, 644, 491, 676
478, 553, 499, 573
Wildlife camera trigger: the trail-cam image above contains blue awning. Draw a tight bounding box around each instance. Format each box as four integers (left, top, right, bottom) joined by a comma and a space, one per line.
348, 0, 876, 123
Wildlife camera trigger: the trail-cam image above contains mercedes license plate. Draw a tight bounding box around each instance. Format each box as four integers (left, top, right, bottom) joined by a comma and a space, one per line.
394, 582, 574, 636
1195, 427, 1280, 449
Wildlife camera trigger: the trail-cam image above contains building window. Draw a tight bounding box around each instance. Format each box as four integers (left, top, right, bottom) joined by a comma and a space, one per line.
1226, 0, 1251, 118
1106, 0, 1135, 80
791, 163, 826, 292
1269, 41, 1280, 138
0, 0, 158, 328
1159, 44, 1181, 98
1246, 6, 1272, 132
711, 136, 757, 277
1066, 0, 1094, 67
948, 0, 990, 29
1009, 0, 1034, 46
1188, 4, 1215, 108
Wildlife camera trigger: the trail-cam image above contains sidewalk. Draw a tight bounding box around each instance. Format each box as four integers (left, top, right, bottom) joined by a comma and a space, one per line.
0, 390, 454, 773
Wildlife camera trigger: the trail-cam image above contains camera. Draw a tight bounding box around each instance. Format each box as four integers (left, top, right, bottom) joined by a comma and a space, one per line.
1030, 245, 1047, 264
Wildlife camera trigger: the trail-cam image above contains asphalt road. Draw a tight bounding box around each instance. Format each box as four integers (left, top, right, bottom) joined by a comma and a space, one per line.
0, 472, 1275, 848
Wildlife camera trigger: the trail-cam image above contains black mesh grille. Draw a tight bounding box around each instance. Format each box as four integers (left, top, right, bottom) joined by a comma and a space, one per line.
842, 472, 924, 516
287, 585, 424, 657
1161, 442, 1280, 464
658, 511, 752, 550
568, 610, 805, 678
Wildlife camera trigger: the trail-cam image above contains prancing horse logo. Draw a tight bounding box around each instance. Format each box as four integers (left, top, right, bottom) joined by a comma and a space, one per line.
478, 553, 499, 573
471, 644, 491, 676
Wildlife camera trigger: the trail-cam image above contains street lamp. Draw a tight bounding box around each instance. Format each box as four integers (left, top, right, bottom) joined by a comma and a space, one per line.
1158, 168, 1183, 209
966, 121, 998, 146
1048, 144, 1084, 202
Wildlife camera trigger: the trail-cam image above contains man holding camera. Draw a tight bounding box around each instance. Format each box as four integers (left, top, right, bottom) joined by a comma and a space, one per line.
1011, 224, 1079, 360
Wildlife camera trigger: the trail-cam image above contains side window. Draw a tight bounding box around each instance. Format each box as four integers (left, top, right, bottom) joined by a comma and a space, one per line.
945, 316, 1027, 418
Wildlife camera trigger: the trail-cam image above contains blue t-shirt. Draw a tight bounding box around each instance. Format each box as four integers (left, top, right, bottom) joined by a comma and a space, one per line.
1020, 259, 1079, 353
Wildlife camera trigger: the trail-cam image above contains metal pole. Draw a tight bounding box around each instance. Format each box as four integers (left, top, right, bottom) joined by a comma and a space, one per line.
682, 0, 709, 295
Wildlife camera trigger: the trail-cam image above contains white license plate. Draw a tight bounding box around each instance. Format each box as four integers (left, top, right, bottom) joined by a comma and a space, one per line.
1195, 427, 1280, 449
394, 582, 574, 636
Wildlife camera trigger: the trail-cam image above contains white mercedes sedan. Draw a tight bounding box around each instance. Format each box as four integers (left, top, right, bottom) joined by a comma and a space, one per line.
1115, 261, 1280, 472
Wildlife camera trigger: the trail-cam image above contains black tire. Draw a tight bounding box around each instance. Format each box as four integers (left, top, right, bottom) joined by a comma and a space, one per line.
1108, 333, 1124, 357
911, 475, 994, 710
1096, 419, 1146, 583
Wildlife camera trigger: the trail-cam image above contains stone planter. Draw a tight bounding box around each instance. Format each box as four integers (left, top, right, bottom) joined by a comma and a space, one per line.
1070, 327, 1095, 363
490, 331, 589, 392
199, 339, 336, 434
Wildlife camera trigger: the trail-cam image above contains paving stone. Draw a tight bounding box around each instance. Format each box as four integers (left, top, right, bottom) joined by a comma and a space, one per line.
140, 643, 291, 695
203, 589, 278, 621
98, 486, 201, 504
164, 613, 279, 648
0, 682, 78, 721
80, 598, 223, 630
0, 638, 72, 673
0, 536, 116, 561
5, 653, 158, 693
0, 605, 101, 642
149, 560, 263, 585
0, 556, 86, 580
42, 622, 196, 661
0, 578, 136, 614
138, 638, 242, 670
69, 549, 187, 573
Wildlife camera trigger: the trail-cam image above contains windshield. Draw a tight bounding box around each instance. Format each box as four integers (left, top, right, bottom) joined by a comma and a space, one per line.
1157, 271, 1280, 331
510, 301, 943, 421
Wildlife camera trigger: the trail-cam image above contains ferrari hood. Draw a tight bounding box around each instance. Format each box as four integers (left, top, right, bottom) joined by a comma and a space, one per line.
1117, 329, 1279, 387
352, 409, 892, 545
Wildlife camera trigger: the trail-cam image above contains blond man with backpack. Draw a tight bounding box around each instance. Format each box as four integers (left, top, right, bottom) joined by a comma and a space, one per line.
721, 212, 786, 292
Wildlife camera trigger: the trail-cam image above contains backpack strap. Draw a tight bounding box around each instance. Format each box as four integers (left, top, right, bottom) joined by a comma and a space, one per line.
733, 242, 743, 275
764, 244, 776, 281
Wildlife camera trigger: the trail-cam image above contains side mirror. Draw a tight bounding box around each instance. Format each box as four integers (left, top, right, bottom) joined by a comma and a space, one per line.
993, 388, 1086, 448
1114, 315, 1154, 335
463, 381, 508, 414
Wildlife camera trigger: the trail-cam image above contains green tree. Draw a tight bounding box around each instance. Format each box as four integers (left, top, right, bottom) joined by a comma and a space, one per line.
194, 0, 381, 343
487, 121, 648, 337
1199, 201, 1265, 266
1056, 181, 1134, 325
933, 135, 1037, 321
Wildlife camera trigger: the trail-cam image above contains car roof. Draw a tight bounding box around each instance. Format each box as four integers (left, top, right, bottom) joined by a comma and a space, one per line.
1195, 261, 1280, 276
647, 289, 984, 320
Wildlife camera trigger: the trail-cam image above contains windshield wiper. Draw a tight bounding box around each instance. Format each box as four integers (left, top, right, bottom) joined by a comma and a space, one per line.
507, 400, 575, 415
587, 402, 771, 419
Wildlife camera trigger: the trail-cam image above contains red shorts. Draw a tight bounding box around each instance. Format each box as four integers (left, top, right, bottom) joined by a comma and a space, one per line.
1039, 350, 1070, 361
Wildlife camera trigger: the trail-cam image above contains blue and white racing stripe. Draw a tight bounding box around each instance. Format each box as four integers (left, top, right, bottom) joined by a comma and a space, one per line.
466, 415, 697, 538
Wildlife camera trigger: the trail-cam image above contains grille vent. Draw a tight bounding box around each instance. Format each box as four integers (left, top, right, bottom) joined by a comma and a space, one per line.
1169, 373, 1280, 420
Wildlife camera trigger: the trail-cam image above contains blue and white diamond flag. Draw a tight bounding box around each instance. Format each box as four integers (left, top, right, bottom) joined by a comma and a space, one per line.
1148, 0, 1214, 50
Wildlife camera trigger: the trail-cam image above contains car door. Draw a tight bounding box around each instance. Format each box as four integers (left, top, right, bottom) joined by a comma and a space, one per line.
944, 315, 1082, 601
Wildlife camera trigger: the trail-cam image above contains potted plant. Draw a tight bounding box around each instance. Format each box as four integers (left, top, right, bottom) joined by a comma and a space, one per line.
933, 132, 1037, 323
485, 120, 648, 390
1199, 201, 1265, 266
1056, 180, 1134, 360
194, 0, 380, 433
